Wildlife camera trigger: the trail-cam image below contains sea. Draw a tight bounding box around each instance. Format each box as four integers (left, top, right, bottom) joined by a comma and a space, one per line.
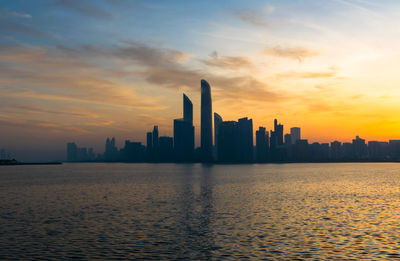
1, 163, 400, 260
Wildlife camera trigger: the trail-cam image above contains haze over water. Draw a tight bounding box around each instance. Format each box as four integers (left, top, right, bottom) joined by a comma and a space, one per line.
1, 163, 400, 259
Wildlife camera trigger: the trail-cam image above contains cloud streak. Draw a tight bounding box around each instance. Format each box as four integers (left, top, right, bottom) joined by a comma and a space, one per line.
264, 45, 320, 62
55, 0, 114, 20
199, 51, 255, 70
0, 21, 53, 38
231, 9, 268, 28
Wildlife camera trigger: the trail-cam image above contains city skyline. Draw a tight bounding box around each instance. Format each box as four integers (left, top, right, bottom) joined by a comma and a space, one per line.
65, 79, 400, 164
3, 1, 400, 161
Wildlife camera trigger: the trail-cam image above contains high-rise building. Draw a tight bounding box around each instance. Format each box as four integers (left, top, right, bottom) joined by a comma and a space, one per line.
159, 136, 173, 161
214, 113, 223, 147
290, 127, 301, 145
201, 79, 213, 161
256, 127, 268, 162
274, 119, 284, 146
284, 134, 292, 146
330, 141, 342, 159
183, 94, 193, 125
104, 137, 118, 161
352, 136, 367, 159
174, 94, 195, 161
217, 121, 237, 162
152, 125, 159, 155
123, 140, 145, 162
146, 132, 152, 158
368, 141, 388, 159
236, 117, 253, 162
67, 142, 78, 161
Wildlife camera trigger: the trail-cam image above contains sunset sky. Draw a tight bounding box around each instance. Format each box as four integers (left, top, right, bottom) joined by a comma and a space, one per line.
2, 0, 400, 160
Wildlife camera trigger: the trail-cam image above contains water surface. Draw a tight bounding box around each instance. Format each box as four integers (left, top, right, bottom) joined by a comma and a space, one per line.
1, 163, 400, 259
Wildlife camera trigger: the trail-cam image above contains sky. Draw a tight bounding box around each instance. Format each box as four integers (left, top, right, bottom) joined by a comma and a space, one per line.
2, 0, 400, 161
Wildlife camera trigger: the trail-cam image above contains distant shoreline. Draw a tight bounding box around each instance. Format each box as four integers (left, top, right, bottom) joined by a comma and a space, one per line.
0, 160, 62, 166
62, 160, 400, 164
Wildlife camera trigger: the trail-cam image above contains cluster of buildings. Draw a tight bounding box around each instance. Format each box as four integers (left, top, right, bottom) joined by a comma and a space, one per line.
0, 149, 12, 160
66, 79, 400, 163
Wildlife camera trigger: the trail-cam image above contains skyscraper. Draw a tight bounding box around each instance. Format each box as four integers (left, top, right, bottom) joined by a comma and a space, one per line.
152, 126, 159, 150
173, 94, 195, 161
217, 121, 237, 162
256, 127, 268, 162
152, 126, 159, 160
146, 132, 152, 159
67, 142, 78, 162
274, 119, 284, 146
183, 94, 193, 124
214, 112, 223, 152
201, 79, 213, 161
290, 127, 301, 145
236, 117, 253, 162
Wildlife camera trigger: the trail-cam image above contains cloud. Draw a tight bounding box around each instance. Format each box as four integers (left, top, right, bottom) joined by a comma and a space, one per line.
0, 117, 90, 135
264, 45, 320, 62
0, 44, 165, 111
230, 9, 269, 28
49, 42, 280, 103
199, 51, 255, 70
0, 21, 53, 38
276, 71, 336, 79
55, 0, 114, 20
0, 11, 32, 18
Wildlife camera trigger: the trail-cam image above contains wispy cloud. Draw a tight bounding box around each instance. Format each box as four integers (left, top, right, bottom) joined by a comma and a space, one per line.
229, 8, 272, 28
55, 0, 114, 20
199, 51, 255, 71
276, 71, 336, 79
0, 21, 53, 38
264, 45, 320, 62
0, 11, 32, 18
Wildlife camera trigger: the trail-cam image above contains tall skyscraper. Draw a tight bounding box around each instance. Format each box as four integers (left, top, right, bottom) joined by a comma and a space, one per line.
274, 119, 284, 146
201, 79, 213, 161
173, 94, 195, 161
214, 112, 223, 148
236, 117, 253, 162
256, 127, 268, 162
183, 94, 193, 124
152, 126, 159, 150
290, 127, 301, 145
152, 126, 159, 160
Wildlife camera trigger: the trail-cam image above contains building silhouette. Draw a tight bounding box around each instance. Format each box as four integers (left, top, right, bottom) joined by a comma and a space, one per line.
159, 136, 173, 161
330, 141, 342, 160
256, 127, 269, 162
152, 126, 159, 159
123, 140, 145, 162
236, 117, 253, 162
290, 127, 301, 145
104, 137, 118, 161
201, 79, 213, 161
217, 121, 237, 162
214, 112, 223, 157
183, 94, 193, 124
174, 94, 195, 161
353, 136, 367, 159
67, 142, 78, 162
146, 132, 152, 159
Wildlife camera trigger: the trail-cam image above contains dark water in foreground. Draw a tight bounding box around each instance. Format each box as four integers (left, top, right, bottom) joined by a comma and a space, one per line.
1, 163, 400, 260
